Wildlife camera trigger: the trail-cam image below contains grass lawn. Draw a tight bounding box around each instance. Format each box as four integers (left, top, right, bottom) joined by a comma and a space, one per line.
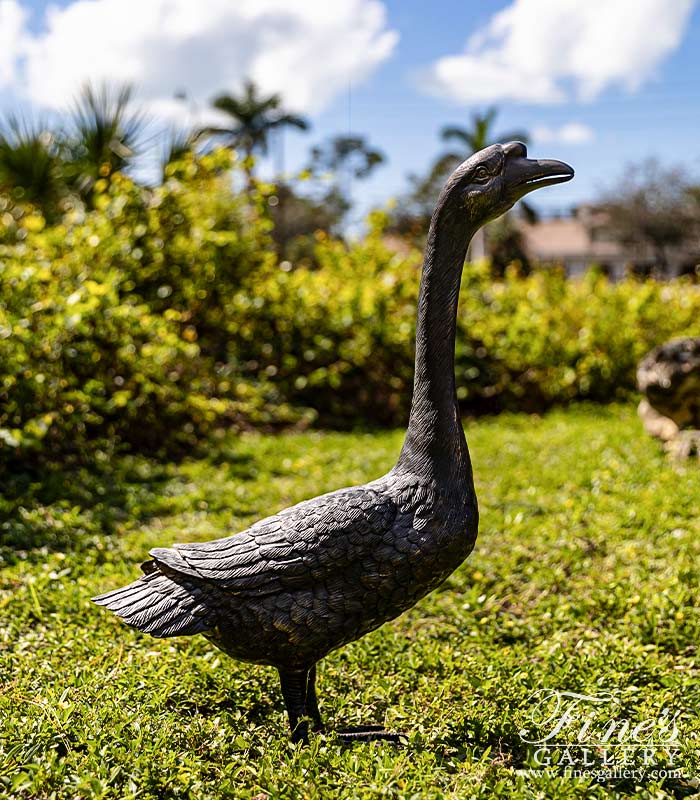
1, 404, 698, 799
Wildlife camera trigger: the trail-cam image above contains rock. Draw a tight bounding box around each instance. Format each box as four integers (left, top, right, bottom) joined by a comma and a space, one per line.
638, 337, 700, 427
667, 430, 700, 460
637, 337, 700, 457
637, 398, 679, 443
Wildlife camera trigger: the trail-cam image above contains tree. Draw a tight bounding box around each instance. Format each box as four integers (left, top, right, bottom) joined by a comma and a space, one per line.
198, 80, 309, 184
434, 108, 530, 219
388, 158, 459, 242
308, 135, 384, 184
0, 116, 66, 219
306, 134, 385, 222
0, 84, 145, 217
601, 160, 700, 275
267, 183, 348, 264
486, 214, 531, 277
440, 107, 528, 159
270, 135, 385, 259
65, 83, 145, 203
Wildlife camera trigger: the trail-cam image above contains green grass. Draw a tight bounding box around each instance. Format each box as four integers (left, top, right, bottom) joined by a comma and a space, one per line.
1, 405, 698, 799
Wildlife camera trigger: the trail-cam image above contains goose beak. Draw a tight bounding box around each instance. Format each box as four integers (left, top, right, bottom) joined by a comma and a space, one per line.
502, 141, 574, 201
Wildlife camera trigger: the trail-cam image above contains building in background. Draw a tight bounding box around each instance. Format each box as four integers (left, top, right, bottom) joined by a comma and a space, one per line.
519, 206, 700, 280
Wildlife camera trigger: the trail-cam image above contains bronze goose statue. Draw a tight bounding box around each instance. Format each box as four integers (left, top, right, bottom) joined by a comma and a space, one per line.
94, 142, 573, 743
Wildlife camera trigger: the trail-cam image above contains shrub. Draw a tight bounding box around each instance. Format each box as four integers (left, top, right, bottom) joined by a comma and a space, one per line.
226, 227, 700, 425
455, 264, 700, 411
2, 154, 700, 469
225, 212, 421, 426
0, 151, 300, 470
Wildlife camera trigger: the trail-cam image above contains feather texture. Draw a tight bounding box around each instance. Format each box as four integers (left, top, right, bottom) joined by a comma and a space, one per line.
92, 571, 216, 638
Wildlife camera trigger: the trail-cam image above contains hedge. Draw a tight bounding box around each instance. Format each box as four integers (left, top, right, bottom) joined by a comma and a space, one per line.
1, 153, 699, 468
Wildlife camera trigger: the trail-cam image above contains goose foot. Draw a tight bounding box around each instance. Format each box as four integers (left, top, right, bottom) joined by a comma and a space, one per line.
335, 725, 405, 744
278, 667, 404, 745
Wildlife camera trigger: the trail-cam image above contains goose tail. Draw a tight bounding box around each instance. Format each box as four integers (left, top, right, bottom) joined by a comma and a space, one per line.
92, 568, 215, 638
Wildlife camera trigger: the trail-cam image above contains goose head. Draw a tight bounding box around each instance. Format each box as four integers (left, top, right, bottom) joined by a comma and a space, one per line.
437, 141, 574, 228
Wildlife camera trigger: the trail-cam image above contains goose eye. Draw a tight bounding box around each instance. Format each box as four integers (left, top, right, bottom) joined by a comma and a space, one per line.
473, 166, 490, 183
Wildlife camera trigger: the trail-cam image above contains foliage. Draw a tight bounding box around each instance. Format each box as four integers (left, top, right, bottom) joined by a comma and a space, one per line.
227, 214, 421, 426
0, 150, 301, 469
388, 156, 456, 241
267, 182, 349, 263
2, 148, 700, 466
160, 128, 200, 182
1, 406, 698, 798
440, 108, 529, 155
225, 227, 700, 425
483, 214, 531, 278
65, 83, 145, 204
0, 83, 145, 217
269, 136, 386, 259
307, 135, 385, 183
0, 117, 66, 219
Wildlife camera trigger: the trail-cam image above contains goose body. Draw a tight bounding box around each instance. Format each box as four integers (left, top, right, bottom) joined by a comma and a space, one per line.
95, 142, 573, 742
135, 472, 474, 668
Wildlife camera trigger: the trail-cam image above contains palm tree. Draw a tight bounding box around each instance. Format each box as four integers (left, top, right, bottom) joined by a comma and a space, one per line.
198, 80, 309, 185
440, 107, 528, 157
66, 82, 145, 202
438, 108, 531, 257
0, 116, 66, 219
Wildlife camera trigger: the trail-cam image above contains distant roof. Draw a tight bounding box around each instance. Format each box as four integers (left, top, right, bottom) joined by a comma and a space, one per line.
519, 215, 624, 261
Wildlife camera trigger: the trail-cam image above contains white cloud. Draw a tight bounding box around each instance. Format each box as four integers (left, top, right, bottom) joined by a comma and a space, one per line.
0, 0, 27, 89
422, 0, 696, 105
8, 0, 397, 116
533, 122, 595, 145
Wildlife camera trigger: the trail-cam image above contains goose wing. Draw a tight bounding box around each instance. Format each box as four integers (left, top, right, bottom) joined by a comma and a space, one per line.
146, 485, 398, 595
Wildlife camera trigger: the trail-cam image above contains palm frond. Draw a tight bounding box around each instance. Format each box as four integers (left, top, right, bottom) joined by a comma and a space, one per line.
270, 114, 309, 132
161, 128, 199, 179
440, 126, 472, 147
242, 79, 281, 114
68, 82, 145, 191
202, 81, 309, 173
0, 115, 66, 211
211, 95, 245, 119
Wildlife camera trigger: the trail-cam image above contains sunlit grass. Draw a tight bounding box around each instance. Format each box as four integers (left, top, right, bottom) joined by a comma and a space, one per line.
1, 404, 698, 798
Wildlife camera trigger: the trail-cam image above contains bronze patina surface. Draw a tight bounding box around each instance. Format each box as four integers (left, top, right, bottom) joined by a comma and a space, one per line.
94, 142, 574, 743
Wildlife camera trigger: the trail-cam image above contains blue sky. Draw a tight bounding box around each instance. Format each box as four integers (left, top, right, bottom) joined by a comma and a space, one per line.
2, 0, 700, 220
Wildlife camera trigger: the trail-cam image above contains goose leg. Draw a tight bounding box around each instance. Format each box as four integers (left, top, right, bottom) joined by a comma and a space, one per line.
305, 665, 324, 732
279, 666, 402, 745
279, 666, 323, 743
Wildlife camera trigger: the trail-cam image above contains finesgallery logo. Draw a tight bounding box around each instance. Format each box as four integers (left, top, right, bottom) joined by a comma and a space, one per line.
517, 689, 687, 782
